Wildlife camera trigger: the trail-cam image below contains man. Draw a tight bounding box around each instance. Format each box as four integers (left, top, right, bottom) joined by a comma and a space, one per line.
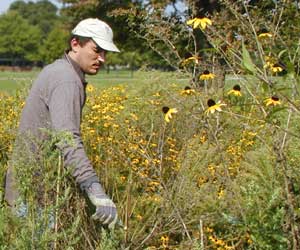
5, 18, 119, 228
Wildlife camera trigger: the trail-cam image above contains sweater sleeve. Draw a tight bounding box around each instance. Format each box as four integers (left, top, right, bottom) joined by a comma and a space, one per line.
48, 82, 99, 189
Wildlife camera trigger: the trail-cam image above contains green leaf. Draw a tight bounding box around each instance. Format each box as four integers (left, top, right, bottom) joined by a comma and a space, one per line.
278, 49, 287, 59
242, 40, 257, 74
261, 81, 270, 92
266, 107, 287, 122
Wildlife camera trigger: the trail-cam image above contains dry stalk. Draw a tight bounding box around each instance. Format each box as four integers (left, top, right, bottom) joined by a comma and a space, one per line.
80, 227, 95, 250
158, 124, 192, 241
133, 221, 159, 250
199, 219, 204, 250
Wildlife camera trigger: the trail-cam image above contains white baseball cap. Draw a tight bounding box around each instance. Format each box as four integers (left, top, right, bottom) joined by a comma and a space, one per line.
72, 18, 120, 52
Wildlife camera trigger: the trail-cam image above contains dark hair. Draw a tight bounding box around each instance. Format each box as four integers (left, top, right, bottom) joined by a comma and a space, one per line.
66, 35, 92, 52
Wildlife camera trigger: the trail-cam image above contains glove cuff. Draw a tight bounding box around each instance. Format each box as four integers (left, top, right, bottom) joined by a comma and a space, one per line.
79, 175, 100, 191
86, 182, 109, 206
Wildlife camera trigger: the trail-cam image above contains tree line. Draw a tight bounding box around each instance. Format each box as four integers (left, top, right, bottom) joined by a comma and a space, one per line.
0, 0, 298, 70
0, 0, 171, 69
0, 0, 67, 67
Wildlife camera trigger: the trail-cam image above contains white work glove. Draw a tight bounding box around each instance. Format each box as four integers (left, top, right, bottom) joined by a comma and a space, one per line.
86, 182, 118, 229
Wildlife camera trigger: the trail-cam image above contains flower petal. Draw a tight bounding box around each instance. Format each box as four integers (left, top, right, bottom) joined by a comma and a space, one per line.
200, 20, 207, 29
187, 18, 195, 25
194, 19, 202, 29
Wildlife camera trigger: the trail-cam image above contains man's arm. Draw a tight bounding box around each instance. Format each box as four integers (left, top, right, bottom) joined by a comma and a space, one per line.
48, 82, 118, 227
48, 81, 98, 188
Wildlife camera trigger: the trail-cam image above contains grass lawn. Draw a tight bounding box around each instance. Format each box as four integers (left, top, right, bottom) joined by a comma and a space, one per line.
0, 70, 40, 92
0, 69, 190, 93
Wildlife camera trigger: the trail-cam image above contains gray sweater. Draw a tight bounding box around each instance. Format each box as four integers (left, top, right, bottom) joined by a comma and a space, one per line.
18, 53, 99, 189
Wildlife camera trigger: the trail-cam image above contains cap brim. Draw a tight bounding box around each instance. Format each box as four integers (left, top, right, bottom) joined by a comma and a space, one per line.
93, 38, 120, 52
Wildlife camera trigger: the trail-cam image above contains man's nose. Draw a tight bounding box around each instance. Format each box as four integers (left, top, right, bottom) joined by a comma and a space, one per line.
98, 51, 106, 63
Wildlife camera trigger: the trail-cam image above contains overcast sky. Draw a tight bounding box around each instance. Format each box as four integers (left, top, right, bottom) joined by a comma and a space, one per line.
0, 0, 61, 14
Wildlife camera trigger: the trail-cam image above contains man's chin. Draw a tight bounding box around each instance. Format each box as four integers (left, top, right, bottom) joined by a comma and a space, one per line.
86, 69, 99, 75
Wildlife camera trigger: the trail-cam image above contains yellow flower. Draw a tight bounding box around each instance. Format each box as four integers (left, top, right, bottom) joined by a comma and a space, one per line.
227, 84, 242, 96
181, 56, 200, 66
199, 70, 215, 80
86, 84, 95, 92
264, 56, 275, 69
264, 96, 281, 106
136, 214, 142, 221
180, 86, 196, 95
205, 99, 226, 115
205, 227, 213, 233
120, 176, 126, 182
258, 32, 272, 39
264, 57, 285, 73
270, 63, 283, 73
160, 235, 169, 248
187, 17, 212, 30
162, 106, 178, 123
218, 187, 225, 199
258, 29, 272, 39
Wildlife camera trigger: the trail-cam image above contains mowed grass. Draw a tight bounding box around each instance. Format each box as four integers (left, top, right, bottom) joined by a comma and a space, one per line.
0, 69, 190, 93
0, 70, 39, 92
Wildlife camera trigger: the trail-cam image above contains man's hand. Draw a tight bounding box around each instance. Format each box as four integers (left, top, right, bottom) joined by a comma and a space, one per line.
86, 182, 118, 229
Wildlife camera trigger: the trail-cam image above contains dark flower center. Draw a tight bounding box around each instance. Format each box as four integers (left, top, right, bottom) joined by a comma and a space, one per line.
203, 70, 210, 75
233, 85, 241, 91
207, 99, 216, 107
273, 63, 281, 67
184, 52, 193, 59
271, 96, 279, 101
184, 86, 191, 90
162, 106, 170, 113
259, 28, 268, 33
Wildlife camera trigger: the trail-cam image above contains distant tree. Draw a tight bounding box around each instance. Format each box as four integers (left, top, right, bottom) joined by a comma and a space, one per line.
105, 53, 123, 73
104, 51, 144, 75
121, 51, 143, 71
60, 0, 145, 57
39, 24, 69, 64
9, 0, 59, 38
0, 11, 42, 62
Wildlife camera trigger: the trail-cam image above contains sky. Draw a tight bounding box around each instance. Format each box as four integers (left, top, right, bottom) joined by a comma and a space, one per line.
0, 0, 187, 15
0, 0, 62, 14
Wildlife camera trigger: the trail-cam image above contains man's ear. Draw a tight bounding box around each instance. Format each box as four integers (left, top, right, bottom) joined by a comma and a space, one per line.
70, 38, 81, 53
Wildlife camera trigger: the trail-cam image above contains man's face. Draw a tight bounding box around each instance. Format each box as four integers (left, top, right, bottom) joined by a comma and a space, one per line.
71, 39, 106, 75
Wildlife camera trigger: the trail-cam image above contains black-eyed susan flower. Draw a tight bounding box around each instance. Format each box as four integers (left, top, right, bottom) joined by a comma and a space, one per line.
270, 63, 283, 73
227, 85, 242, 96
181, 56, 200, 66
161, 235, 169, 248
180, 86, 196, 95
162, 106, 178, 123
258, 28, 272, 39
205, 99, 226, 115
187, 16, 212, 30
264, 96, 281, 106
264, 56, 286, 74
199, 70, 215, 80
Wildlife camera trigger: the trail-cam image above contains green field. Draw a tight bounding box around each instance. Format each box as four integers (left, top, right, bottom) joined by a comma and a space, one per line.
0, 70, 39, 92
0, 69, 191, 93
